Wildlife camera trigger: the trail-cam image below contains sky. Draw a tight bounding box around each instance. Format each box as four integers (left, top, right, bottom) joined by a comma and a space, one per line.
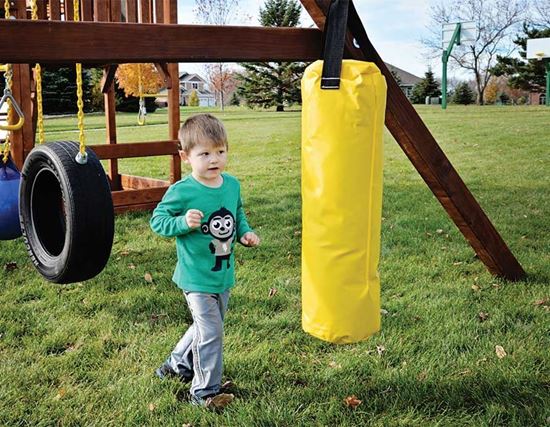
176, 0, 449, 80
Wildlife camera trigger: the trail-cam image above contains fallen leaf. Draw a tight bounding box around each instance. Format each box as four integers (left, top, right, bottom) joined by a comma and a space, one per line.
128, 264, 136, 270
436, 229, 444, 234
4, 262, 17, 272
148, 403, 156, 411
380, 308, 389, 315
329, 361, 342, 369
478, 312, 489, 322
182, 424, 193, 427
534, 298, 548, 306
492, 283, 500, 289
376, 345, 386, 356
457, 369, 472, 377
120, 250, 130, 256
471, 284, 481, 292
343, 395, 362, 409
144, 273, 154, 283
54, 388, 66, 400
268, 288, 277, 298
453, 261, 463, 266
495, 345, 507, 359
294, 230, 301, 236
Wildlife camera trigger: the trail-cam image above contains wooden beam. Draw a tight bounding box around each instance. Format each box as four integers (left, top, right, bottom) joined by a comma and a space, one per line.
0, 20, 323, 63
101, 64, 118, 93
120, 174, 169, 189
90, 140, 179, 159
154, 62, 172, 89
50, 0, 61, 20
115, 201, 161, 214
163, 0, 180, 184
112, 186, 168, 206
300, 0, 525, 280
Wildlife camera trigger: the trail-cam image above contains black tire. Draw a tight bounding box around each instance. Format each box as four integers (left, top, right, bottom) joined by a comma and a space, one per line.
19, 141, 114, 284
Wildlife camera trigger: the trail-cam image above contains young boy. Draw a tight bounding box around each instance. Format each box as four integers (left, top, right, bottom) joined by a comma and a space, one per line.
150, 114, 260, 409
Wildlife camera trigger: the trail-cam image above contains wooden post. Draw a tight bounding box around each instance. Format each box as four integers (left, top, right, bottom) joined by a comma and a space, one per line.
95, 0, 121, 189
299, 0, 525, 281
10, 0, 33, 169
164, 0, 180, 184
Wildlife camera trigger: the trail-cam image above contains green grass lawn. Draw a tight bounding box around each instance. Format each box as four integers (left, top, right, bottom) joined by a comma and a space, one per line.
1, 105, 548, 426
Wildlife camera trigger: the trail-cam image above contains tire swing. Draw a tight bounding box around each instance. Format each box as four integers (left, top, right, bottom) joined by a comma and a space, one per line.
301, 0, 387, 343
18, 0, 114, 284
0, 60, 25, 240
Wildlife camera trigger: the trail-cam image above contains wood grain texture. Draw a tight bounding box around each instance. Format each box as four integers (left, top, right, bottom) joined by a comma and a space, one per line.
90, 140, 179, 159
0, 20, 323, 63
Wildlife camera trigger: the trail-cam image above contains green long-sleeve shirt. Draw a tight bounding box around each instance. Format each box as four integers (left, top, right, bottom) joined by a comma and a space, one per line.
150, 173, 252, 293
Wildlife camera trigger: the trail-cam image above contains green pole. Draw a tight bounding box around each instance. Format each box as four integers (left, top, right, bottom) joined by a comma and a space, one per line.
441, 23, 461, 110
546, 60, 550, 106
442, 51, 448, 109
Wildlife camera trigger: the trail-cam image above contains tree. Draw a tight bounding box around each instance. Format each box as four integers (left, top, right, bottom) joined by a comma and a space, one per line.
35, 67, 94, 114
452, 82, 475, 105
205, 66, 238, 109
237, 0, 305, 111
115, 63, 163, 98
532, 0, 550, 27
423, 0, 528, 104
490, 24, 550, 93
195, 0, 240, 110
409, 68, 441, 104
484, 77, 499, 104
230, 92, 240, 106
189, 90, 200, 107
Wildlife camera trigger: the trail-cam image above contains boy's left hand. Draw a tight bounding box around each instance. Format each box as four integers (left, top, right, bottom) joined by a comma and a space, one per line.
240, 232, 260, 247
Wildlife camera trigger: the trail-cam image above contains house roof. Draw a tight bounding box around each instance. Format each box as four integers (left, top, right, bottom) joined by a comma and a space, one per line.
385, 63, 422, 86
179, 72, 208, 84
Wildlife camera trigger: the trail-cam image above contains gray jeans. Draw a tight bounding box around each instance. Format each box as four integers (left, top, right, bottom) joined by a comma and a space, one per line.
165, 290, 230, 398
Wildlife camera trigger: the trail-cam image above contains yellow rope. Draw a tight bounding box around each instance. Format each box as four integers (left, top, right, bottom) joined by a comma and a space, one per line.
31, 0, 45, 144
73, 0, 86, 159
2, 0, 12, 163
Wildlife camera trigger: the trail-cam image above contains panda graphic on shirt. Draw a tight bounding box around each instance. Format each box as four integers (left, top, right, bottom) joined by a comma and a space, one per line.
201, 207, 236, 271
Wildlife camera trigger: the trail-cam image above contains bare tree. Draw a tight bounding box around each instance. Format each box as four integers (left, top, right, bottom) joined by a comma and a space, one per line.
194, 0, 240, 110
423, 0, 528, 104
532, 0, 550, 27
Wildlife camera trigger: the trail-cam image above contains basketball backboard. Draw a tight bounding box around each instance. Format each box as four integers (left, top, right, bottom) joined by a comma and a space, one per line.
442, 21, 476, 48
527, 38, 550, 60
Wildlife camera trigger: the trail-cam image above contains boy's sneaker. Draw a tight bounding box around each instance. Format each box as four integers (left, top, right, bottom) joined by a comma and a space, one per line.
155, 362, 192, 383
190, 393, 234, 410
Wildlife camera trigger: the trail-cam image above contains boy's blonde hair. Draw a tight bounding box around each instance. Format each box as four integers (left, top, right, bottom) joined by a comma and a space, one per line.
178, 114, 228, 153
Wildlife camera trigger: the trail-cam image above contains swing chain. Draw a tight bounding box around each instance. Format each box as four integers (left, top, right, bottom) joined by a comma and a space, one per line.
137, 63, 147, 126
138, 97, 147, 126
73, 0, 87, 164
1, 0, 25, 163
31, 0, 45, 144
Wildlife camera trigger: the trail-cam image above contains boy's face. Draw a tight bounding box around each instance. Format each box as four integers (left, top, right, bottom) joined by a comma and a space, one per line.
180, 141, 228, 185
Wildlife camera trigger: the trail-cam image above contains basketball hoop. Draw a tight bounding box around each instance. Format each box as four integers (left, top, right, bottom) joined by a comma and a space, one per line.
535, 52, 545, 61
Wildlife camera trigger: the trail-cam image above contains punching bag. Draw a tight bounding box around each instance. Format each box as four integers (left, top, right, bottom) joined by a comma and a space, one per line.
301, 0, 386, 343
0, 155, 22, 240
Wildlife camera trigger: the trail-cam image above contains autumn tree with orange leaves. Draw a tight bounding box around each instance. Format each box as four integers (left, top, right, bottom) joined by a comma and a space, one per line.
116, 63, 163, 97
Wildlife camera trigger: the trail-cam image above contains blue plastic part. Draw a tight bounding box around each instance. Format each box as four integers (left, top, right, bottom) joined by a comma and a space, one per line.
0, 156, 22, 240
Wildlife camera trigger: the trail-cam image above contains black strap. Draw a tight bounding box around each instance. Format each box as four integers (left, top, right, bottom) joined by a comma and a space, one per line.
321, 0, 350, 90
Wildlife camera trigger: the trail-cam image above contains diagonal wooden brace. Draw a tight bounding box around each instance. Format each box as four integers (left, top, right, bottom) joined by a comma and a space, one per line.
300, 0, 525, 281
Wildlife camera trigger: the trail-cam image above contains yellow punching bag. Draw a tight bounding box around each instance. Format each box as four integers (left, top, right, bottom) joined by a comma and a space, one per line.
301, 0, 387, 344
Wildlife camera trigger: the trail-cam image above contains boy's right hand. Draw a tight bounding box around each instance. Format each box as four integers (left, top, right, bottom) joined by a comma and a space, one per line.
185, 209, 204, 229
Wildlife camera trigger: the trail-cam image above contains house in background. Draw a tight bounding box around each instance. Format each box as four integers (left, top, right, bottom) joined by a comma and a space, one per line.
529, 92, 546, 105
179, 72, 215, 107
156, 72, 216, 107
385, 63, 422, 100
